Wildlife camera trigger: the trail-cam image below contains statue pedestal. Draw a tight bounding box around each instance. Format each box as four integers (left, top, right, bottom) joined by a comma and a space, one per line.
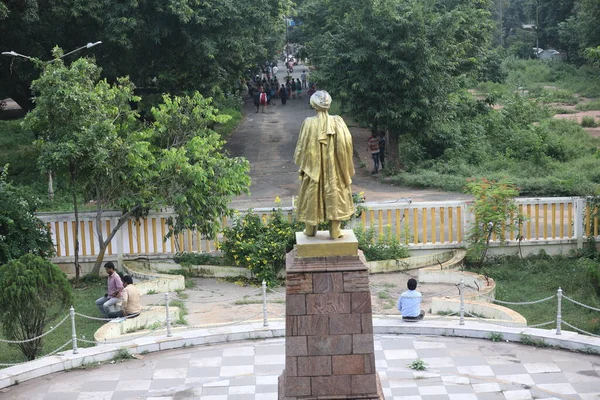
278, 230, 384, 399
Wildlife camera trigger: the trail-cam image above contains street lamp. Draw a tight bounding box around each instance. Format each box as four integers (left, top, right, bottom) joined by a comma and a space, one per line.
2, 41, 102, 200
2, 41, 102, 63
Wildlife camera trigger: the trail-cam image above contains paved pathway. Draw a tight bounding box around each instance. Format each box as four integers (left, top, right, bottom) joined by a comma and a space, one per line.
5, 334, 599, 400
226, 63, 470, 209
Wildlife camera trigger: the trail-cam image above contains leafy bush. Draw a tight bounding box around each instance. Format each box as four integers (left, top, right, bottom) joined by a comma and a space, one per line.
221, 209, 301, 286
576, 99, 600, 111
0, 254, 72, 360
531, 88, 578, 105
0, 167, 55, 264
174, 252, 224, 266
581, 116, 598, 128
580, 257, 600, 296
464, 178, 523, 267
354, 225, 409, 262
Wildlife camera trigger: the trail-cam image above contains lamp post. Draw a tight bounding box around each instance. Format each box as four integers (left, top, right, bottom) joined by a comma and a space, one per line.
2, 41, 102, 63
2, 41, 103, 200
284, 16, 290, 78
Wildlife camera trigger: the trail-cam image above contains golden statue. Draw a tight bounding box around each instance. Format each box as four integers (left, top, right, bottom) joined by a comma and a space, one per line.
294, 91, 355, 239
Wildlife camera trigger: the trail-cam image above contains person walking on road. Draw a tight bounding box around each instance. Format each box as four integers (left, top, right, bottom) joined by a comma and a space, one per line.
280, 84, 288, 105
291, 79, 297, 99
253, 86, 262, 113
301, 70, 308, 89
254, 86, 267, 113
296, 78, 302, 99
367, 130, 380, 174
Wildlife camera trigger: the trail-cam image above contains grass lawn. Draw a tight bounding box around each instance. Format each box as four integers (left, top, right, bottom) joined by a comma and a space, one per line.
0, 278, 106, 367
476, 253, 600, 336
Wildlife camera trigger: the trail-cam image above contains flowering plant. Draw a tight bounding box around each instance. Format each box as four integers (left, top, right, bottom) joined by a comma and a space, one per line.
221, 205, 302, 286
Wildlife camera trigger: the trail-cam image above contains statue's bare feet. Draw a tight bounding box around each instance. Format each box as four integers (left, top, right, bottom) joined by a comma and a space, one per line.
304, 224, 317, 237
329, 231, 344, 239
328, 220, 343, 239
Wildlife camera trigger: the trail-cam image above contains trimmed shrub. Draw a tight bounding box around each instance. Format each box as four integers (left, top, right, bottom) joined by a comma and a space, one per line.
0, 254, 72, 360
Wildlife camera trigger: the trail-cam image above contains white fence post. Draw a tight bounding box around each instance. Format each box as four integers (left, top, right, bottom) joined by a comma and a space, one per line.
459, 279, 465, 326
556, 287, 562, 335
462, 203, 471, 247
117, 217, 124, 268
70, 306, 78, 354
574, 198, 586, 249
165, 292, 172, 337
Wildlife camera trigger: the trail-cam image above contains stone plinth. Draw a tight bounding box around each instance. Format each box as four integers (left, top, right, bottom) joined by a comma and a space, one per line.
279, 230, 384, 399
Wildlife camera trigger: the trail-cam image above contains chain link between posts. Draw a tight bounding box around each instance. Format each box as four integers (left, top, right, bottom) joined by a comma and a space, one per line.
562, 295, 600, 312
464, 288, 555, 305
0, 339, 73, 366
562, 320, 600, 338
463, 310, 555, 328
0, 314, 70, 344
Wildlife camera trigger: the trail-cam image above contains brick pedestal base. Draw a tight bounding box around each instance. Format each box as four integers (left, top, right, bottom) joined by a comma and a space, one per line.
278, 231, 384, 400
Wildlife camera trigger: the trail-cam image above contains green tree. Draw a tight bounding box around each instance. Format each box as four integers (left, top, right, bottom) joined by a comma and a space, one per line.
0, 254, 72, 361
86, 92, 252, 275
21, 54, 252, 276
558, 0, 600, 62
0, 0, 289, 110
584, 46, 600, 67
23, 51, 138, 281
299, 0, 492, 165
0, 166, 54, 265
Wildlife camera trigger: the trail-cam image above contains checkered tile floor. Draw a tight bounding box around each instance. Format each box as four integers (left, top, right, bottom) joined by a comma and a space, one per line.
5, 334, 600, 400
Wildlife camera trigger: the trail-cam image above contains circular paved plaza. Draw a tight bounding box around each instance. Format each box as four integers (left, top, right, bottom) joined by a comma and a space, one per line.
4, 334, 599, 400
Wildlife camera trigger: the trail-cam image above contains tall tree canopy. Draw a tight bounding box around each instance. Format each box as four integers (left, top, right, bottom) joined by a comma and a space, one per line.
298, 0, 493, 163
23, 55, 251, 275
0, 0, 288, 110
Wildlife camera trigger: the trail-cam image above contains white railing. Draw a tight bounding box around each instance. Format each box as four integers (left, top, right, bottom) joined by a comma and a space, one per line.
37, 197, 597, 262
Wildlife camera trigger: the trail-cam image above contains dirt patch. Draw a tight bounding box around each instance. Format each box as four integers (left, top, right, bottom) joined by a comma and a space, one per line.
584, 127, 600, 138
140, 272, 461, 326
554, 110, 600, 124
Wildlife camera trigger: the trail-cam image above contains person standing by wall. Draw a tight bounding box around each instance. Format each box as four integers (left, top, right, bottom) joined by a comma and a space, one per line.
378, 132, 386, 170
367, 131, 380, 174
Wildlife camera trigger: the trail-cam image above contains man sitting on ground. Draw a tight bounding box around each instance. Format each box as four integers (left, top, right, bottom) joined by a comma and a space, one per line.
95, 262, 123, 316
397, 278, 425, 321
108, 275, 141, 319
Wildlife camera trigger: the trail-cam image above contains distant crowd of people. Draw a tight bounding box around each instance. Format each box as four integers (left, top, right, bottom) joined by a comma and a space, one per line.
236, 60, 316, 114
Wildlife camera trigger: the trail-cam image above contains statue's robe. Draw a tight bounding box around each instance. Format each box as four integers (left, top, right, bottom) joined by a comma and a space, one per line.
294, 113, 355, 225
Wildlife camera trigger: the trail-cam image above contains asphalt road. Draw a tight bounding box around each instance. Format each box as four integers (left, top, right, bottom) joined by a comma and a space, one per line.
226, 62, 470, 209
